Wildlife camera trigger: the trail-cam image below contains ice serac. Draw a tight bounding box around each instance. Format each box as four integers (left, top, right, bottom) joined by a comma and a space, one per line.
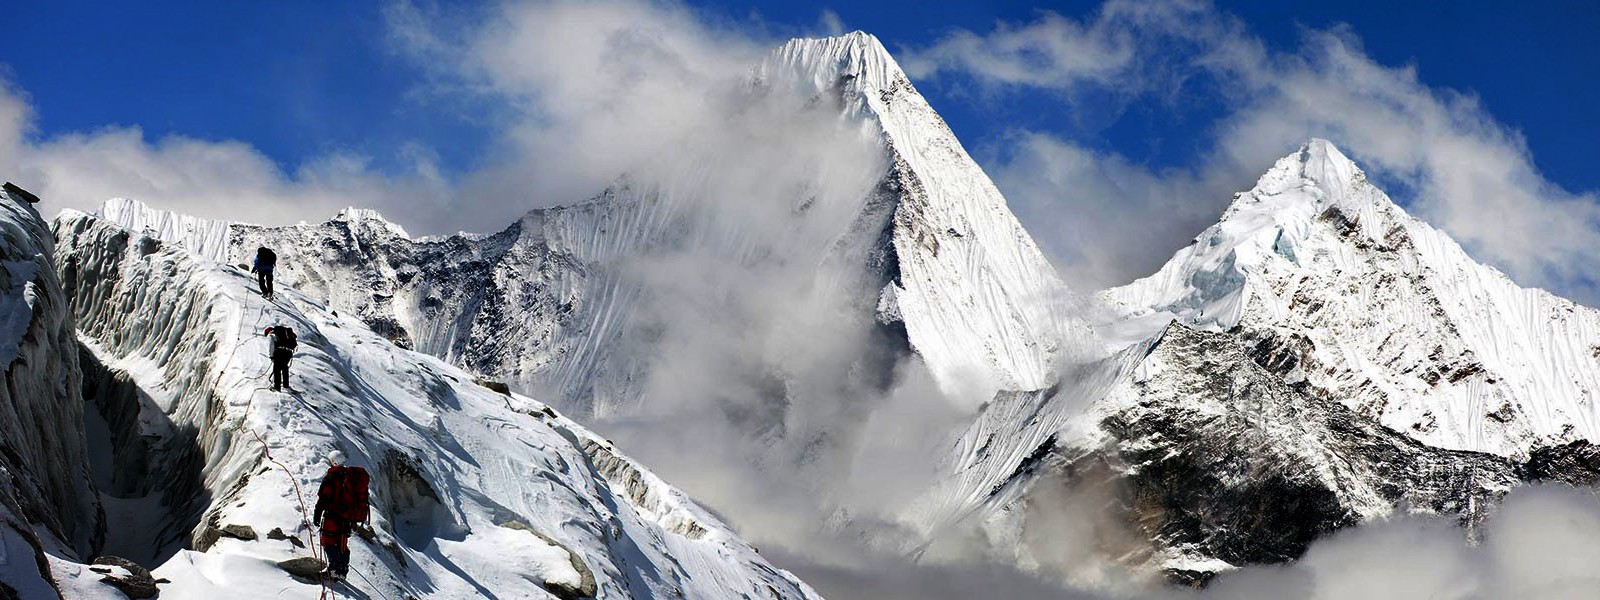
767, 32, 1084, 395
51, 210, 823, 599
99, 197, 232, 263
1106, 139, 1600, 458
0, 189, 103, 599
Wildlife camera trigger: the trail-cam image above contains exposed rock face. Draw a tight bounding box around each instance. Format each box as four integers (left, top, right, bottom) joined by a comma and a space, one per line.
274, 556, 325, 579
89, 556, 159, 599
1051, 324, 1516, 578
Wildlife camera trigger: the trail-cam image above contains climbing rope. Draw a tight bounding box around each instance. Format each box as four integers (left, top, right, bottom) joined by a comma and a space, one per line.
214, 285, 404, 599
348, 564, 399, 600
219, 293, 339, 598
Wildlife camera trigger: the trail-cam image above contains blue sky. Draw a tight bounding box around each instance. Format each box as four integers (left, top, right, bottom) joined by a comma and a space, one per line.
2, 0, 1598, 302
7, 1, 1597, 188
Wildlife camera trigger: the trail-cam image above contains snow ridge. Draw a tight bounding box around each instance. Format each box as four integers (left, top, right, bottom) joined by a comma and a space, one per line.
52, 209, 823, 599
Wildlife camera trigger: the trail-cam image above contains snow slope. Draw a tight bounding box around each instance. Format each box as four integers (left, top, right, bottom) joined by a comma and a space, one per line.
1105, 139, 1600, 458
53, 209, 823, 599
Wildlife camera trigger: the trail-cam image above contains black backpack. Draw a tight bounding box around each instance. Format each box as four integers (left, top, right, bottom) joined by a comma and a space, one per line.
257, 248, 278, 268
273, 326, 298, 354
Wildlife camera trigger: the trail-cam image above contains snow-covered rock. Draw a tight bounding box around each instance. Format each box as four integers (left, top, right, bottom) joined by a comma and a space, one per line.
910, 140, 1600, 585
1105, 139, 1600, 459
52, 209, 823, 599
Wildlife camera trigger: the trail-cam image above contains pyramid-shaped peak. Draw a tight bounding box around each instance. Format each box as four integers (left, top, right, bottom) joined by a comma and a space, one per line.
1241, 138, 1369, 210
1299, 138, 1361, 189
767, 30, 905, 92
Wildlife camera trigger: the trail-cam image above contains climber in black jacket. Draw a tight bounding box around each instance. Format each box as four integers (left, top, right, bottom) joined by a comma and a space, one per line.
251, 247, 277, 298
265, 325, 297, 392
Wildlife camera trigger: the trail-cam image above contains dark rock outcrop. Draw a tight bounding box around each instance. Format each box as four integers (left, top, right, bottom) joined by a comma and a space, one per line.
90, 556, 159, 599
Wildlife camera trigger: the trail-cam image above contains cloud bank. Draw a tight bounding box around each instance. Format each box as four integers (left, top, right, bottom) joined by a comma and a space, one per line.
0, 76, 458, 232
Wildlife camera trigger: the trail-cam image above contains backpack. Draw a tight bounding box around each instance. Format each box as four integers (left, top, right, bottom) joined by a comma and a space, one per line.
322, 465, 371, 524
273, 326, 298, 352
257, 248, 277, 269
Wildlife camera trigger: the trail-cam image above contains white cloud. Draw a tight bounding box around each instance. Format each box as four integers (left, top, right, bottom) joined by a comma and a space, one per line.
992, 132, 1249, 288
905, 2, 1600, 305
1204, 485, 1600, 600
0, 78, 453, 231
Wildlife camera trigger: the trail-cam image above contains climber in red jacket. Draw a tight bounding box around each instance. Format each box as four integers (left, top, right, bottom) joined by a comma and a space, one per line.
312, 450, 369, 581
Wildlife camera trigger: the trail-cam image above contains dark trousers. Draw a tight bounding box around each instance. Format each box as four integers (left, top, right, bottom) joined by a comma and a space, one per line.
271, 357, 291, 390
322, 535, 350, 575
321, 517, 351, 575
257, 269, 274, 297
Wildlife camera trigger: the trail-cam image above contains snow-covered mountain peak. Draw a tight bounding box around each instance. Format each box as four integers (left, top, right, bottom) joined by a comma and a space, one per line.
1249, 138, 1361, 200
766, 31, 901, 94
1107, 139, 1396, 331
1107, 139, 1600, 458
766, 32, 1095, 397
1221, 138, 1369, 227
332, 206, 411, 239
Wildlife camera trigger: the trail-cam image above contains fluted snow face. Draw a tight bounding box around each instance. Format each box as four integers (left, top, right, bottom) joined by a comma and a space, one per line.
770, 32, 1089, 399
1106, 139, 1600, 457
0, 190, 100, 593
51, 210, 823, 600
99, 197, 233, 263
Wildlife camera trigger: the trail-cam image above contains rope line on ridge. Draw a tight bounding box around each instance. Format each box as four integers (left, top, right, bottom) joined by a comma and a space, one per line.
224, 290, 339, 598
